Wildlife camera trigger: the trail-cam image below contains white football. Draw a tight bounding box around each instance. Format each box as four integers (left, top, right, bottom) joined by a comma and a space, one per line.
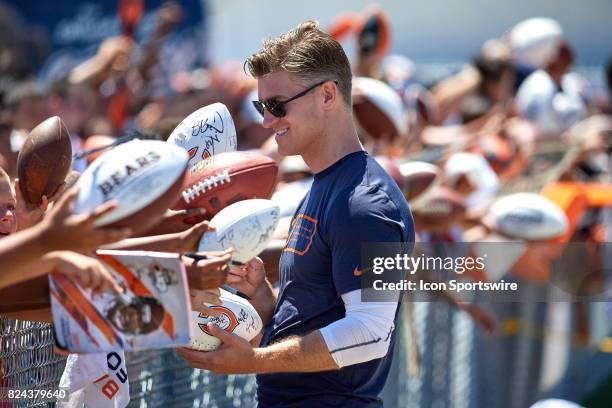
398, 161, 438, 179
74, 139, 188, 231
167, 102, 237, 169
190, 288, 262, 351
198, 199, 280, 263
509, 18, 563, 69
484, 193, 568, 241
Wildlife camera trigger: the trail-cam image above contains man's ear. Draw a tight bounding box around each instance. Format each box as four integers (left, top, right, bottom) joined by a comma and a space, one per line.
321, 81, 337, 108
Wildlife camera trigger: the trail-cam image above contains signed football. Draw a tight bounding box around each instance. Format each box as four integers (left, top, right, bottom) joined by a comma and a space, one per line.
167, 102, 237, 169
483, 193, 568, 240
190, 288, 263, 351
74, 140, 188, 233
198, 199, 280, 264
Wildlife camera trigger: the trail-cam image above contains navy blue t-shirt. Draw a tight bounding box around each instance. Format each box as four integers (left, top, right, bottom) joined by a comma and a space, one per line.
257, 151, 415, 407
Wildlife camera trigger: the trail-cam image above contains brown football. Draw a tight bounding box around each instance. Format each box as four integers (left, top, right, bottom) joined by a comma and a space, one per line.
411, 187, 466, 230
17, 116, 72, 204
353, 95, 398, 142
374, 156, 405, 191
399, 161, 439, 201
174, 151, 278, 218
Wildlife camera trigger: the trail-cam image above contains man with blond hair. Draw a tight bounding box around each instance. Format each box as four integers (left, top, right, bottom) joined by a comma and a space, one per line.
179, 21, 414, 407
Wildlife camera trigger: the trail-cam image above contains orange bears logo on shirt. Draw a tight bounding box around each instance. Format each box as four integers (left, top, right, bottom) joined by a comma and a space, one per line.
284, 214, 318, 256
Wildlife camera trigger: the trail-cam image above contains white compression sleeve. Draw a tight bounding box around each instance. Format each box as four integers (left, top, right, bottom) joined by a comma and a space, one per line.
319, 289, 398, 368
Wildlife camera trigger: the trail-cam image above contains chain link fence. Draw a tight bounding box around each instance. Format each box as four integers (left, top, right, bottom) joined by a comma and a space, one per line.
1, 300, 611, 408
0, 319, 66, 408
125, 348, 256, 408
388, 295, 612, 408
0, 317, 257, 408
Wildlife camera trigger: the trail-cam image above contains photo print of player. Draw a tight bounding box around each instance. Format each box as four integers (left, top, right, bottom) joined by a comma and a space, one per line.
104, 293, 165, 335
51, 251, 193, 352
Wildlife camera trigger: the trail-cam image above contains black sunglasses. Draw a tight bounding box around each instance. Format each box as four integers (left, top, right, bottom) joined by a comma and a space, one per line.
252, 80, 335, 118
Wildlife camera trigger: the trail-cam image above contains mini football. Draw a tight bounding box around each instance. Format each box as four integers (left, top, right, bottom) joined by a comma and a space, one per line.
175, 151, 278, 217
167, 103, 237, 169
484, 193, 568, 241
198, 199, 280, 264
73, 139, 188, 233
398, 161, 439, 201
190, 288, 262, 351
17, 116, 72, 204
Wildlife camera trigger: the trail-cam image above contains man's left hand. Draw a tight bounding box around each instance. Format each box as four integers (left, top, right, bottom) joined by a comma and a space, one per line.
177, 323, 258, 374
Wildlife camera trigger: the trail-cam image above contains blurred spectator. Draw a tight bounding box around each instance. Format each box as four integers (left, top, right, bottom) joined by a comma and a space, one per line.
461, 40, 515, 123
328, 7, 390, 79
83, 116, 114, 138
443, 151, 499, 215
5, 81, 48, 132
513, 18, 587, 137
430, 39, 513, 126
0, 2, 50, 79
47, 81, 101, 171
380, 54, 415, 94
48, 81, 101, 136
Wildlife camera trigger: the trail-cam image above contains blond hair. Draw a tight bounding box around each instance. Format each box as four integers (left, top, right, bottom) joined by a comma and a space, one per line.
246, 21, 352, 106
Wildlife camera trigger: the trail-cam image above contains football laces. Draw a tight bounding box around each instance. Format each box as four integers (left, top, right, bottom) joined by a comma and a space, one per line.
182, 169, 231, 204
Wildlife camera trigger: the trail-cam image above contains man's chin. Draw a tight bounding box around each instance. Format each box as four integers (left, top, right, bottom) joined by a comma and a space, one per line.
277, 143, 296, 157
